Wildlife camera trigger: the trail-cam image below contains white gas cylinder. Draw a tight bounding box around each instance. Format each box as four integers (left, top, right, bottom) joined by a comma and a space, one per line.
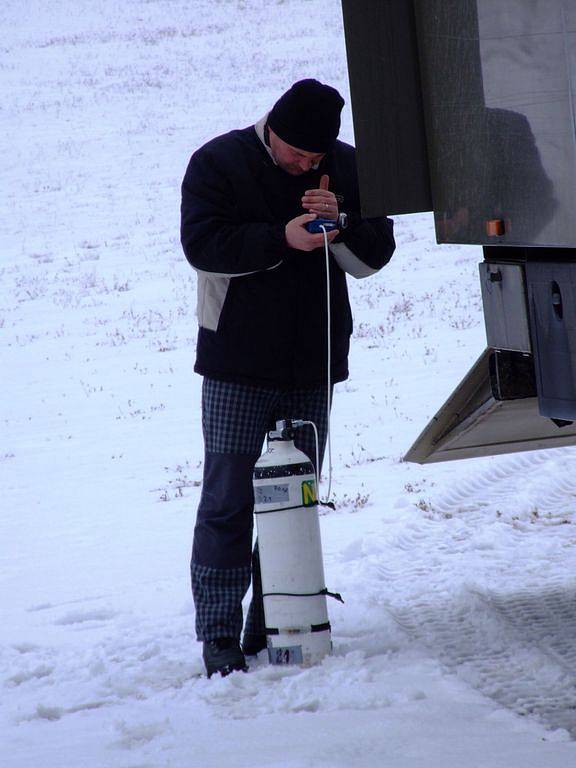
253, 425, 332, 666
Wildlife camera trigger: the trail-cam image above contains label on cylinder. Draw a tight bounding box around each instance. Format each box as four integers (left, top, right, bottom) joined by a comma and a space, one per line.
301, 480, 317, 506
254, 484, 290, 505
268, 646, 304, 665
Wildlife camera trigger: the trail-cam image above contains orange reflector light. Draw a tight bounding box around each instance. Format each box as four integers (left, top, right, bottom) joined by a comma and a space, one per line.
486, 219, 506, 237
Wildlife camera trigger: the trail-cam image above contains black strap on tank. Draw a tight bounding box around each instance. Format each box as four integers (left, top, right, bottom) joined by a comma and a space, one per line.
254, 462, 314, 479
254, 501, 318, 516
262, 587, 344, 604
254, 501, 336, 515
266, 621, 331, 636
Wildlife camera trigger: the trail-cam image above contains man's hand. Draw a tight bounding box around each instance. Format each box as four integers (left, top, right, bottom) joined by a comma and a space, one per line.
285, 213, 339, 251
301, 174, 339, 220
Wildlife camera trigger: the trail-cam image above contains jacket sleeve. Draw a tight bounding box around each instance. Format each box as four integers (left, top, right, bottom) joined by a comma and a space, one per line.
330, 214, 395, 279
181, 148, 289, 277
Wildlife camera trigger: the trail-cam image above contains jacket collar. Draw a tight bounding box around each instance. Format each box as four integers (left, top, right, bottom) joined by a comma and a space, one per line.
254, 114, 276, 163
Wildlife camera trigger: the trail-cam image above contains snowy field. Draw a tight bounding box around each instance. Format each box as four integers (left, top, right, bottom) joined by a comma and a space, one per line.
2, 1, 576, 766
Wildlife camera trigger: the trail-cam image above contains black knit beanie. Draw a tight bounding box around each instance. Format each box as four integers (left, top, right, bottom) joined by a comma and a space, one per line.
267, 79, 344, 153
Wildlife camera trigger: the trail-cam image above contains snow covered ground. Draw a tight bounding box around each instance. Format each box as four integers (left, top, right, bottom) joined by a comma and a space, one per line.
2, 1, 576, 766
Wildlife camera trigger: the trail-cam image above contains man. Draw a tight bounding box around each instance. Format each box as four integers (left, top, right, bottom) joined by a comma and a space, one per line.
181, 79, 395, 678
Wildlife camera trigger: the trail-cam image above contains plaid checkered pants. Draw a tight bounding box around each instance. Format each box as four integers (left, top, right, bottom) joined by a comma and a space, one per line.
191, 377, 330, 642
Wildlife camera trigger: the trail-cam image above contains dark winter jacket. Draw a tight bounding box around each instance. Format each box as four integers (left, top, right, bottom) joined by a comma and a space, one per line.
181, 120, 395, 387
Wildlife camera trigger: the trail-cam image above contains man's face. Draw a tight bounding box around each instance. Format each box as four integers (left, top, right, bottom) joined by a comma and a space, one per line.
268, 128, 325, 176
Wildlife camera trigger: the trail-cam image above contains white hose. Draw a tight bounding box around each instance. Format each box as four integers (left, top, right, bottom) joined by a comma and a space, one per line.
320, 224, 333, 502
294, 226, 333, 505
302, 419, 321, 494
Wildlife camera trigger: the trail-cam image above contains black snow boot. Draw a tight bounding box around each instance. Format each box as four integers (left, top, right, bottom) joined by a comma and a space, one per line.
241, 633, 267, 657
203, 637, 248, 678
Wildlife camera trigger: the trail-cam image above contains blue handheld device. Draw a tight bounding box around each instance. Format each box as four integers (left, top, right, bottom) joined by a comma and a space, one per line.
305, 218, 338, 234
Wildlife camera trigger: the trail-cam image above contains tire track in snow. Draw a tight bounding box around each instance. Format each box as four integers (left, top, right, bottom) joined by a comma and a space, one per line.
380, 448, 576, 734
